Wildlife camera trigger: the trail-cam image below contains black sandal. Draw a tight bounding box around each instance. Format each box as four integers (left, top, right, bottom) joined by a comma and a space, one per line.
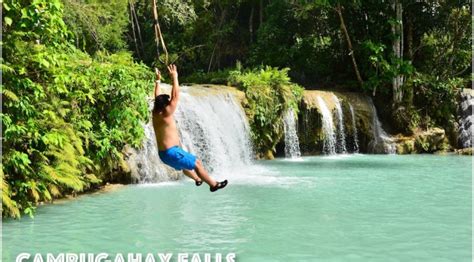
210, 180, 228, 192
195, 180, 203, 186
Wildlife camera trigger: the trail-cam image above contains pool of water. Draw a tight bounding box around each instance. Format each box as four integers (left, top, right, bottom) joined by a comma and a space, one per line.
2, 155, 472, 261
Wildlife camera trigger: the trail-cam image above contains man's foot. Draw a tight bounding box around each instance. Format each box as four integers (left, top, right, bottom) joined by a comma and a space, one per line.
195, 180, 203, 186
210, 180, 228, 192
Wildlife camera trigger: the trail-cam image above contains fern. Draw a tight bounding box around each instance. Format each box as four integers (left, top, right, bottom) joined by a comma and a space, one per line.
3, 0, 152, 217
1, 168, 21, 218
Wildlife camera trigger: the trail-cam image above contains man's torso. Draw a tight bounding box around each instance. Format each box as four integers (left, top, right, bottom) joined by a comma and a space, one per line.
152, 113, 180, 151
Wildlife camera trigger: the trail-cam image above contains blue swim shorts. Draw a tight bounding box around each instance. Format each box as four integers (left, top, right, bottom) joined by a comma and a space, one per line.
159, 146, 197, 171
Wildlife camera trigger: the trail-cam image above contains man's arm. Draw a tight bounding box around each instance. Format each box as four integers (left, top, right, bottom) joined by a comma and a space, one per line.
166, 64, 179, 113
153, 68, 161, 97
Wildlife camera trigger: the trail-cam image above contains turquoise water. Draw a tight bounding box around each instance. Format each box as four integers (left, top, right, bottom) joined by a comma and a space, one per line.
3, 155, 472, 261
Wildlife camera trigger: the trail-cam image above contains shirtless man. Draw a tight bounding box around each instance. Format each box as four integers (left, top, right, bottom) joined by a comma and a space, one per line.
152, 64, 227, 192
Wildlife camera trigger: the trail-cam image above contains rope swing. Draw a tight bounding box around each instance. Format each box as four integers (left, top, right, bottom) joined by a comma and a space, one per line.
152, 0, 169, 65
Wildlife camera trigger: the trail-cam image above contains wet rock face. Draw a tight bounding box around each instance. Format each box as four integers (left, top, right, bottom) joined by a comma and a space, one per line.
298, 102, 324, 155
297, 90, 375, 154
123, 142, 181, 183
458, 89, 473, 149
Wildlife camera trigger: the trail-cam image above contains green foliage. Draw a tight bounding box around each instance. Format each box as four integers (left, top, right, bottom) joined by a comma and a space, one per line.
229, 65, 303, 156
391, 104, 421, 135
62, 0, 130, 53
391, 70, 465, 134
181, 69, 232, 85
248, 1, 342, 84
3, 0, 472, 217
3, 0, 70, 46
417, 6, 471, 79
361, 40, 414, 94
408, 73, 464, 128
390, 4, 470, 133
158, 0, 197, 26
3, 0, 152, 218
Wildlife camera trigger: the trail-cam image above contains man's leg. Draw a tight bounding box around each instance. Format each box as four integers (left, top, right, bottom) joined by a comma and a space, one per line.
183, 169, 201, 183
194, 159, 217, 187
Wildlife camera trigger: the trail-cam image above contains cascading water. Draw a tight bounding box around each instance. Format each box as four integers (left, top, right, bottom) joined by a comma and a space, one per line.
283, 109, 302, 158
349, 104, 360, 153
332, 95, 347, 153
175, 92, 253, 171
131, 85, 253, 183
316, 96, 337, 154
368, 99, 396, 154
458, 90, 473, 148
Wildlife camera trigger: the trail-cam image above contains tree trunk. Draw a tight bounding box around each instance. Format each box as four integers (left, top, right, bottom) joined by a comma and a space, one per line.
131, 2, 144, 55
406, 16, 413, 60
392, 0, 404, 106
249, 6, 254, 44
129, 2, 140, 58
152, 0, 168, 64
335, 4, 364, 87
259, 0, 263, 27
208, 8, 227, 72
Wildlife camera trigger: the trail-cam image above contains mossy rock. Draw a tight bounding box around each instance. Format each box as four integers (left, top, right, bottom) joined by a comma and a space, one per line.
395, 137, 416, 154
264, 150, 275, 160
394, 128, 451, 154
455, 147, 473, 155
414, 128, 447, 153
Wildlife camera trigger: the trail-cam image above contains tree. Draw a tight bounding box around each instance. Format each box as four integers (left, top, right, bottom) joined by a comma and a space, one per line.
62, 0, 130, 53
2, 0, 152, 218
335, 2, 364, 87
391, 0, 403, 107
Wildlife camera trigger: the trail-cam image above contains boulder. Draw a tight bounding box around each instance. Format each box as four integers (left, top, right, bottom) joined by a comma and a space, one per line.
455, 147, 473, 155
395, 128, 449, 154
414, 127, 448, 153
395, 137, 416, 154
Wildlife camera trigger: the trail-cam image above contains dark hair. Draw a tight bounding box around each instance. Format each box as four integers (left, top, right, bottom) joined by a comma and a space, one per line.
154, 94, 170, 113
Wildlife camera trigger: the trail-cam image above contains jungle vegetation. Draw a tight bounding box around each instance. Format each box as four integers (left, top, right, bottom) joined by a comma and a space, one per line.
2, 0, 471, 217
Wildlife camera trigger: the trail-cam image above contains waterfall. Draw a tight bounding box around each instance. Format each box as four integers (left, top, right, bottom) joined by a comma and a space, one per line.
368, 99, 396, 154
130, 85, 253, 183
316, 96, 337, 154
131, 122, 177, 183
332, 95, 347, 153
349, 104, 360, 153
458, 90, 473, 148
175, 92, 253, 171
283, 109, 302, 158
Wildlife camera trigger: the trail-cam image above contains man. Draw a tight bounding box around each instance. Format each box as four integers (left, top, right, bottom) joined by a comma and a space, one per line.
152, 64, 228, 192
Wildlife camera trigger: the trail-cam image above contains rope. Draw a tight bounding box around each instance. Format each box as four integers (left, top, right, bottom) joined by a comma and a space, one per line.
152, 0, 169, 65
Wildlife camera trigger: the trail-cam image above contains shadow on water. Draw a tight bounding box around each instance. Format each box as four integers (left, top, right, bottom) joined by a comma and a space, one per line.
269, 154, 471, 171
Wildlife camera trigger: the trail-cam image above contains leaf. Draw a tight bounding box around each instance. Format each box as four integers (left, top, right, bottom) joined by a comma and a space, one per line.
2, 89, 19, 101
84, 174, 101, 184
4, 16, 12, 26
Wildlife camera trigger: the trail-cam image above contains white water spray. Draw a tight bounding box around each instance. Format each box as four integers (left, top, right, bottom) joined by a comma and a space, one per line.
349, 104, 360, 153
332, 95, 347, 153
458, 90, 473, 148
316, 96, 337, 154
368, 99, 396, 154
283, 109, 302, 158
